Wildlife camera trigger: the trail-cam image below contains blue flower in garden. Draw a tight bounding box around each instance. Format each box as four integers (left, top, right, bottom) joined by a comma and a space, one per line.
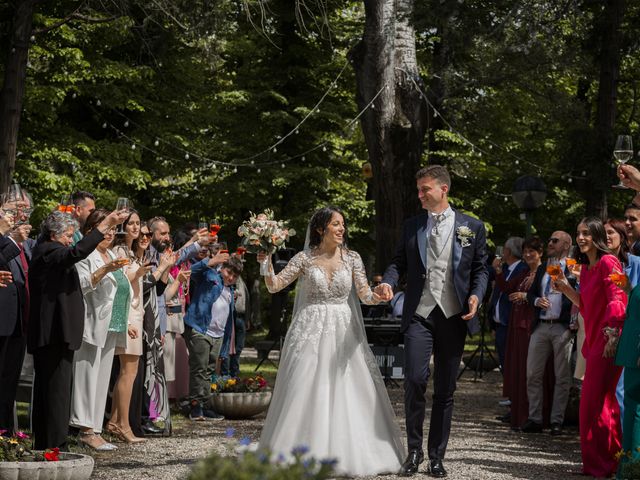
291, 445, 309, 456
277, 453, 286, 463
258, 452, 269, 464
302, 459, 312, 469
225, 427, 235, 438
320, 458, 338, 467
239, 436, 251, 446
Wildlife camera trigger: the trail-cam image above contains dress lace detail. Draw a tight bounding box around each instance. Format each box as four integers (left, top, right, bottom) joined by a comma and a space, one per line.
259, 248, 405, 476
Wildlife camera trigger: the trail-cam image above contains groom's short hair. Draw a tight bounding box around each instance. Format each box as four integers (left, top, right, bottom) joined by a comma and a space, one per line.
416, 165, 451, 188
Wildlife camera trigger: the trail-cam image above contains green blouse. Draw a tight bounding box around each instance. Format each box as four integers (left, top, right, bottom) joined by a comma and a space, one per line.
109, 267, 131, 333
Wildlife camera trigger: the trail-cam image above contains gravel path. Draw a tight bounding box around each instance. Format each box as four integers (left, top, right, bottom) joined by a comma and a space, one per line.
88, 369, 583, 479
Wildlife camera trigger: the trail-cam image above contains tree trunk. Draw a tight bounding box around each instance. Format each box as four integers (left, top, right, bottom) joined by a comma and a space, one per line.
349, 0, 427, 271
586, 0, 626, 218
0, 0, 39, 193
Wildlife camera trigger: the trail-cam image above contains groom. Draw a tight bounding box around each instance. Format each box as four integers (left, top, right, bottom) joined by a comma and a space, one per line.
376, 165, 488, 477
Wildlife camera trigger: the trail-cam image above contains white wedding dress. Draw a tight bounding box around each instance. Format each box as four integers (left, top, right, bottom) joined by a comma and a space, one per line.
258, 249, 405, 476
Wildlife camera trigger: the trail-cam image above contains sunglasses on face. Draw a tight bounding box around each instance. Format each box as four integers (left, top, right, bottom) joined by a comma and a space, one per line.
140, 232, 152, 238
548, 238, 560, 244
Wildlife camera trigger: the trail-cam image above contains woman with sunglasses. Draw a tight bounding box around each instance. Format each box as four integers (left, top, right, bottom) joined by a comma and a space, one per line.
131, 222, 176, 436
554, 217, 626, 478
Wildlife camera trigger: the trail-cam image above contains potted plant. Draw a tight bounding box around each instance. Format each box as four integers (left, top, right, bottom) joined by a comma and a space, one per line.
208, 374, 272, 419
0, 431, 94, 480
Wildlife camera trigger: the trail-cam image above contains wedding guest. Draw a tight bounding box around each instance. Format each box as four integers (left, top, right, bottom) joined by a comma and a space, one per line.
606, 218, 640, 422
0, 201, 30, 432
488, 237, 526, 373
70, 191, 96, 243
70, 209, 129, 451
221, 274, 250, 377
27, 209, 127, 450
183, 254, 241, 420
555, 217, 627, 478
502, 237, 542, 430
522, 231, 575, 435
108, 211, 152, 444
624, 204, 640, 256
132, 222, 175, 436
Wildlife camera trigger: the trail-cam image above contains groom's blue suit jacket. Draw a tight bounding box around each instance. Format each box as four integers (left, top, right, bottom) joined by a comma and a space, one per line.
382, 209, 489, 335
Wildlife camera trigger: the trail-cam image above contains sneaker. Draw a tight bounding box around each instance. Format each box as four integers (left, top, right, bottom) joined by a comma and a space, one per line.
189, 402, 205, 421
203, 409, 224, 421
498, 399, 511, 407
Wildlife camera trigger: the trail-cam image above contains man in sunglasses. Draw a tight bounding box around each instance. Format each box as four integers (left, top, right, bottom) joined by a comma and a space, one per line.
522, 231, 576, 436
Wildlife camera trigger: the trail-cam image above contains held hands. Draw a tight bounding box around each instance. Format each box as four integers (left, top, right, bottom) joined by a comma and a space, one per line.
374, 283, 393, 302
10, 224, 32, 243
0, 270, 12, 287
461, 295, 479, 321
209, 250, 229, 267
193, 228, 212, 246
127, 325, 139, 340
508, 291, 527, 304
0, 212, 14, 235
618, 164, 640, 191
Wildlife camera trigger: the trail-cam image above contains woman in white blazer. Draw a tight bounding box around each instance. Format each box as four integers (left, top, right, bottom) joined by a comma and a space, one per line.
69, 209, 131, 451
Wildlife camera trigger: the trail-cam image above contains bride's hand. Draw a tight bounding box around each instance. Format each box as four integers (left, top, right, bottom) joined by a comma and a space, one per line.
257, 252, 268, 263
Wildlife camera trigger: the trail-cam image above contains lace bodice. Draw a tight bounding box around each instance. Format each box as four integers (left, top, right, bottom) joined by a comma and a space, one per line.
265, 249, 378, 305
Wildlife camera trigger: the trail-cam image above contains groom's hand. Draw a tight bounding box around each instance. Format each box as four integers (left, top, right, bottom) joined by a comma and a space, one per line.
461, 295, 479, 321
374, 283, 393, 302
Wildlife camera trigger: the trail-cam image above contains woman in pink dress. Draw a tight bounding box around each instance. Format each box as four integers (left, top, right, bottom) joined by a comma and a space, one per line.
555, 217, 626, 478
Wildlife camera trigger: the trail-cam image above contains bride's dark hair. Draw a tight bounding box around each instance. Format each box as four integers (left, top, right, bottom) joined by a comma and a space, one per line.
308, 206, 349, 248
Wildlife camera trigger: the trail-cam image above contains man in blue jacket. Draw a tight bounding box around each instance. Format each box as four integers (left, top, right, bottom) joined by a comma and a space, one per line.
183, 253, 243, 420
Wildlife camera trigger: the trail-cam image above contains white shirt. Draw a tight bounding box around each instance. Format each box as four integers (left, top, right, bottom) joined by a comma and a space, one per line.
206, 285, 232, 338
426, 206, 454, 241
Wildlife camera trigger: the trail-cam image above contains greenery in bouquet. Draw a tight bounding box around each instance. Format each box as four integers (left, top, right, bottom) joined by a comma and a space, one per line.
189, 429, 336, 480
237, 209, 296, 255
0, 430, 60, 462
212, 374, 270, 394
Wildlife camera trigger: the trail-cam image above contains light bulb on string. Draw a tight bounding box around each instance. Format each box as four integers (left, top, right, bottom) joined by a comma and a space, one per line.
370, 104, 375, 110
322, 145, 327, 152
131, 144, 136, 150
124, 120, 129, 128
185, 153, 189, 160
281, 163, 285, 169
251, 160, 255, 165
568, 177, 573, 183
581, 170, 586, 176
301, 156, 306, 162
295, 129, 299, 134
233, 167, 238, 173
154, 139, 159, 147
72, 93, 77, 99
102, 123, 107, 129
257, 168, 261, 173
96, 100, 101, 106
273, 147, 277, 153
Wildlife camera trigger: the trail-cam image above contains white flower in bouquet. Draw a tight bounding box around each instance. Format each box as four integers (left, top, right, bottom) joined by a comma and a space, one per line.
237, 209, 296, 255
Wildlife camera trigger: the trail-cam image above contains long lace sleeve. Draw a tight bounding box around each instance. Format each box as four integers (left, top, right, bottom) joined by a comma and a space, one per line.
265, 251, 306, 293
350, 251, 378, 305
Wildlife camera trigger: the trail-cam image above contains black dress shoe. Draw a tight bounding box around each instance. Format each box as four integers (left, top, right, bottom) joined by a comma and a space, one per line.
496, 412, 511, 423
520, 419, 543, 433
549, 423, 563, 436
429, 459, 447, 478
399, 450, 424, 476
141, 421, 163, 434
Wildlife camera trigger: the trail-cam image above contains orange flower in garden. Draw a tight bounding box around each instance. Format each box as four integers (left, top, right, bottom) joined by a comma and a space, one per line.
609, 271, 628, 288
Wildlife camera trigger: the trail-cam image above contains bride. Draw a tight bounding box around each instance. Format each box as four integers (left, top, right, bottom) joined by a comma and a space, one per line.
257, 206, 405, 476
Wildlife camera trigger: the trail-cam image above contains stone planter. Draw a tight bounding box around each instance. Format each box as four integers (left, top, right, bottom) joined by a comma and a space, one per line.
0, 452, 94, 480
208, 391, 272, 419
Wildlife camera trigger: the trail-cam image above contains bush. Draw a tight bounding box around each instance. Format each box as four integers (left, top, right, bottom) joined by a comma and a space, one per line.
189, 447, 336, 480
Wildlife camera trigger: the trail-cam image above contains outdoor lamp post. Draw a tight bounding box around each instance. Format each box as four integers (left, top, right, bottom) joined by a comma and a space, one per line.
512, 175, 547, 237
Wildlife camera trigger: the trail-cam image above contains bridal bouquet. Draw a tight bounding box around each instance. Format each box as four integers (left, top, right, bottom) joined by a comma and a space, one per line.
237, 209, 296, 255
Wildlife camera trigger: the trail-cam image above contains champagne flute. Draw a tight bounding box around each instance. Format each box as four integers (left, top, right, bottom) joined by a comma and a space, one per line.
114, 197, 131, 235
495, 246, 504, 261
613, 134, 633, 189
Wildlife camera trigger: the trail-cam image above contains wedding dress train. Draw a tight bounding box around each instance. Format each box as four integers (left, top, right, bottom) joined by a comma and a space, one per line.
258, 249, 405, 476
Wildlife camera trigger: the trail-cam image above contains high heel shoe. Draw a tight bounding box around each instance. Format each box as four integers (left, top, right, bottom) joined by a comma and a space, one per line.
108, 423, 146, 444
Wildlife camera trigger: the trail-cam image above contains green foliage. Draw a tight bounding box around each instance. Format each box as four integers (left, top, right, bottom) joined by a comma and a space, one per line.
189, 449, 336, 480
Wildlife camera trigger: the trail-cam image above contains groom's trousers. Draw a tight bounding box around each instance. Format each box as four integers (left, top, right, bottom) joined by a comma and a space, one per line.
404, 307, 467, 460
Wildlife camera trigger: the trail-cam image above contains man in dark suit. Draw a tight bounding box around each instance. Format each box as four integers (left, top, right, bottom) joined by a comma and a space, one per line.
377, 165, 488, 477
488, 237, 526, 372
522, 231, 576, 436
0, 220, 34, 432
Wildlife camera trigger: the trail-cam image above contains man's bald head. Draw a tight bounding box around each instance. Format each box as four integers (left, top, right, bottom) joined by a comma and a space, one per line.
547, 230, 572, 259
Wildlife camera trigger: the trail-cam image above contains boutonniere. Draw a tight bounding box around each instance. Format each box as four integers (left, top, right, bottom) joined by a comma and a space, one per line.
456, 225, 475, 247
